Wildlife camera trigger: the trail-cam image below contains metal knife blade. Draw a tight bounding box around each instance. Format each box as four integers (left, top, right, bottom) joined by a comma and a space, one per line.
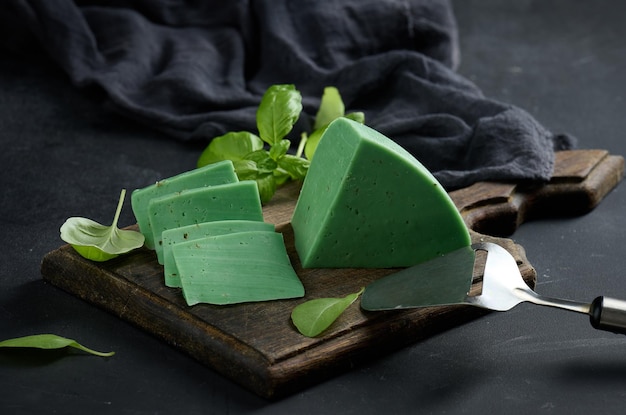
360, 245, 475, 311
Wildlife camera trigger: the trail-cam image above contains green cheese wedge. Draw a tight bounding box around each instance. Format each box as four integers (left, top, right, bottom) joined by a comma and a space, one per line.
148, 180, 264, 263
291, 118, 470, 268
172, 231, 305, 306
161, 220, 275, 288
131, 160, 238, 249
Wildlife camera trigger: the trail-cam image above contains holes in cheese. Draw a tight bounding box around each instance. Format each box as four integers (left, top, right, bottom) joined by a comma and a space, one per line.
147, 181, 264, 263
161, 220, 275, 288
131, 160, 238, 249
291, 118, 470, 268
173, 231, 305, 306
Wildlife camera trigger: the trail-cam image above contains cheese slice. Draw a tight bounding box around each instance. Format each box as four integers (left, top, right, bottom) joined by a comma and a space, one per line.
131, 160, 238, 249
148, 180, 264, 263
172, 231, 305, 306
161, 220, 275, 288
291, 118, 470, 268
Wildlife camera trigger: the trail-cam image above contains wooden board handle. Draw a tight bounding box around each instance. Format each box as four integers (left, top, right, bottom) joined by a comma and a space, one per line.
449, 150, 624, 236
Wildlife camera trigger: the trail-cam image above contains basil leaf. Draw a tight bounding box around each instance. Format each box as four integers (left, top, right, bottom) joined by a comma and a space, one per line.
305, 87, 365, 161
232, 159, 260, 180
273, 169, 291, 186
277, 154, 310, 180
256, 84, 302, 146
303, 125, 327, 161
238, 151, 281, 202
314, 86, 345, 130
291, 288, 364, 337
193, 84, 355, 203
60, 189, 144, 262
70, 245, 120, 262
255, 173, 277, 204
269, 139, 291, 161
344, 111, 365, 124
304, 113, 365, 161
197, 131, 264, 168
244, 149, 277, 172
0, 334, 114, 357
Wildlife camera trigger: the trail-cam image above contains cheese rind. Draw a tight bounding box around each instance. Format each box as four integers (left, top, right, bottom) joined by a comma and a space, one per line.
291, 118, 470, 268
173, 231, 305, 306
148, 180, 264, 263
131, 160, 238, 249
161, 220, 275, 288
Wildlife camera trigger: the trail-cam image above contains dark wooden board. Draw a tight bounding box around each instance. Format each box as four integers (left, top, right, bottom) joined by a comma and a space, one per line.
40, 149, 624, 399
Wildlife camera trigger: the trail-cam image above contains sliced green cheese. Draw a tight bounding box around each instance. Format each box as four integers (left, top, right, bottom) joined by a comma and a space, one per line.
131, 160, 238, 249
172, 231, 305, 306
148, 180, 264, 263
161, 220, 275, 288
291, 118, 470, 268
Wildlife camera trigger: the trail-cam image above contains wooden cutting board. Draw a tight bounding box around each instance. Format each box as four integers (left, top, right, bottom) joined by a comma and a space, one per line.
40, 149, 624, 399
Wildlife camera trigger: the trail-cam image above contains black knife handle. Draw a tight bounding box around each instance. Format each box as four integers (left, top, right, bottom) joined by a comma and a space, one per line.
589, 296, 626, 334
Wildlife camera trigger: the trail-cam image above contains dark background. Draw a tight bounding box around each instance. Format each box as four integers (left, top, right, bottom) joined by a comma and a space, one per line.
2, 1, 626, 413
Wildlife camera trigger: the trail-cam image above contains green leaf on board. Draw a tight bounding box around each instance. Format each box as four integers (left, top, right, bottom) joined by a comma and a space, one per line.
244, 149, 278, 173
344, 111, 365, 124
277, 154, 310, 180
232, 159, 260, 181
255, 173, 278, 204
256, 84, 302, 146
313, 86, 345, 130
0, 334, 114, 357
197, 131, 264, 168
303, 124, 327, 161
291, 288, 365, 337
60, 189, 145, 262
269, 139, 291, 161
196, 84, 360, 203
304, 87, 365, 160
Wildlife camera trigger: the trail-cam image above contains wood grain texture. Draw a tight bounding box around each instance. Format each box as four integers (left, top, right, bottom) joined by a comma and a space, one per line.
40, 149, 624, 399
451, 150, 625, 236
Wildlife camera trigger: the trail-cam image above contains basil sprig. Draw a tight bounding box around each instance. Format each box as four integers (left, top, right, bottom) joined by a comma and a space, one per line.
197, 85, 364, 203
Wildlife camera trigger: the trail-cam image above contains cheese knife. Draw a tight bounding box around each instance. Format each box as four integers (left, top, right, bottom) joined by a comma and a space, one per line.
361, 242, 626, 334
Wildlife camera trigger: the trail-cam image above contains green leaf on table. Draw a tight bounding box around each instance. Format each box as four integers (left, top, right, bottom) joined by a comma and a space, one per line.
0, 334, 114, 357
257, 84, 302, 146
60, 189, 144, 262
197, 131, 264, 168
291, 288, 365, 337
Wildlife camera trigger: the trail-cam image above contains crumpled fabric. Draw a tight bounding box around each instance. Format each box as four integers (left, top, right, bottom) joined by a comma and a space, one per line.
3, 0, 575, 189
